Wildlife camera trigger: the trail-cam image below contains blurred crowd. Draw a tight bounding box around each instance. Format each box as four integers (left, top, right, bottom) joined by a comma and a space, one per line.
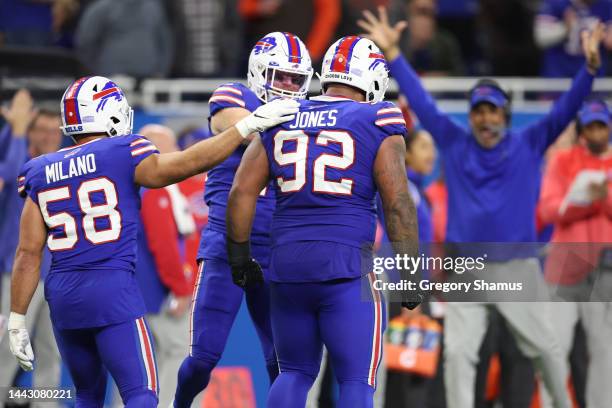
2, 0, 612, 78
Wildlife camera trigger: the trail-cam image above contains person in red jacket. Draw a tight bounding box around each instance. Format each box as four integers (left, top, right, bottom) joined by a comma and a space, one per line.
538, 99, 612, 408
138, 124, 205, 407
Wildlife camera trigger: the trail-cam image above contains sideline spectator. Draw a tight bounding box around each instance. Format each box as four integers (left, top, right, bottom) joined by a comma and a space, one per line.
359, 8, 603, 408
399, 0, 465, 76
538, 100, 612, 407
135, 124, 201, 408
535, 0, 612, 77
0, 90, 62, 406
75, 0, 173, 78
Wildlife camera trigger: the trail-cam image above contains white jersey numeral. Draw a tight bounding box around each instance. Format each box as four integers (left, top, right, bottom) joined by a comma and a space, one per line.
38, 178, 122, 251
273, 130, 308, 193
273, 130, 355, 194
38, 186, 78, 251
313, 131, 354, 195
78, 177, 122, 244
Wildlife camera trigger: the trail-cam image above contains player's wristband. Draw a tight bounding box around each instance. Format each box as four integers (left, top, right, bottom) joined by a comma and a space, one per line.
235, 116, 255, 139
7, 312, 26, 330
227, 238, 251, 266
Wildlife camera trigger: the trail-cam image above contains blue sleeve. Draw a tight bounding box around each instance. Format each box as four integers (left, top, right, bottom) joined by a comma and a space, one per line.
523, 65, 594, 156
0, 129, 28, 184
387, 55, 468, 151
0, 124, 12, 159
209, 83, 249, 116
373, 101, 408, 138
17, 159, 37, 202
125, 134, 160, 168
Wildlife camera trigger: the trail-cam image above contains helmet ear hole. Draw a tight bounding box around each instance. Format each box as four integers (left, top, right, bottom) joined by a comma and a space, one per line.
110, 116, 120, 124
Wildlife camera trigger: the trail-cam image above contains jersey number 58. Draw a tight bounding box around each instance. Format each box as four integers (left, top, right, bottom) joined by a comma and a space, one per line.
38, 177, 122, 251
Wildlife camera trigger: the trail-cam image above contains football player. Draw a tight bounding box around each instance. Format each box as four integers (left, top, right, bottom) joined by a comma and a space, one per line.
8, 77, 298, 407
173, 32, 313, 407
226, 36, 420, 408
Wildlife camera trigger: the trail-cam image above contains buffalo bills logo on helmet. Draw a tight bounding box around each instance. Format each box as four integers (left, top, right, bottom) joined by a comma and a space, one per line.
368, 52, 387, 71
93, 81, 124, 112
253, 36, 277, 55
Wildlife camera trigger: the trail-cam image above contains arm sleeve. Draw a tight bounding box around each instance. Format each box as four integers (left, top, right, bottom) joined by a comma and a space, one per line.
17, 159, 37, 203
0, 124, 12, 158
0, 130, 27, 183
141, 189, 193, 296
306, 0, 341, 61
126, 135, 160, 168
209, 83, 248, 116
538, 153, 600, 225
387, 55, 467, 151
373, 101, 409, 138
523, 66, 594, 157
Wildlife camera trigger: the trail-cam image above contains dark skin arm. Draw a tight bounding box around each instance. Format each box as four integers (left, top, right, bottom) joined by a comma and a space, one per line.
135, 125, 245, 188
11, 197, 47, 315
226, 136, 270, 242
374, 135, 420, 300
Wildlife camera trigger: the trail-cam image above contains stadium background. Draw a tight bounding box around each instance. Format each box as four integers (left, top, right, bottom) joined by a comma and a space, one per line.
1, 0, 611, 407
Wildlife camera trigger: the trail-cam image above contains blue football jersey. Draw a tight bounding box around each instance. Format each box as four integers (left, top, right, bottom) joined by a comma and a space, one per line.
198, 82, 276, 262
260, 95, 408, 281
18, 135, 159, 329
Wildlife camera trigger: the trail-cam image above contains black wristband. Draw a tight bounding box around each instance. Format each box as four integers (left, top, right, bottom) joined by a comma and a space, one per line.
227, 237, 251, 266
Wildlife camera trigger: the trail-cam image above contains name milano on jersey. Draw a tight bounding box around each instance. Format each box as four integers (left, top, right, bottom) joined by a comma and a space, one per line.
44, 153, 97, 183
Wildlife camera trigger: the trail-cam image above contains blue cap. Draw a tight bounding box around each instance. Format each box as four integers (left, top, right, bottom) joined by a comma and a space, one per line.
470, 85, 508, 109
578, 100, 611, 126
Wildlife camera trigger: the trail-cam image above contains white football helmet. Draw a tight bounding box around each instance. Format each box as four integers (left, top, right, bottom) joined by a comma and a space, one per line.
320, 36, 389, 103
60, 76, 133, 138
247, 32, 313, 102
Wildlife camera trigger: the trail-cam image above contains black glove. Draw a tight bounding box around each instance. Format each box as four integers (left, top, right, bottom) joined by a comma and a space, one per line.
402, 293, 424, 310
227, 238, 264, 289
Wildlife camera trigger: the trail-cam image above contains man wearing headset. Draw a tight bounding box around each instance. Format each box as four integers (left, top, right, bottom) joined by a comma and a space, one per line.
359, 7, 605, 408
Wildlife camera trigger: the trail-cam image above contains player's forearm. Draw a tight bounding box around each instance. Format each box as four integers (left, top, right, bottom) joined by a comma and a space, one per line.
152, 127, 244, 187
10, 248, 42, 315
383, 194, 420, 263
226, 186, 258, 243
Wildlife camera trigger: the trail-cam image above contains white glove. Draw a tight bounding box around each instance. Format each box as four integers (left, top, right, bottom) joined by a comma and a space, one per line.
8, 312, 34, 371
235, 98, 300, 138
